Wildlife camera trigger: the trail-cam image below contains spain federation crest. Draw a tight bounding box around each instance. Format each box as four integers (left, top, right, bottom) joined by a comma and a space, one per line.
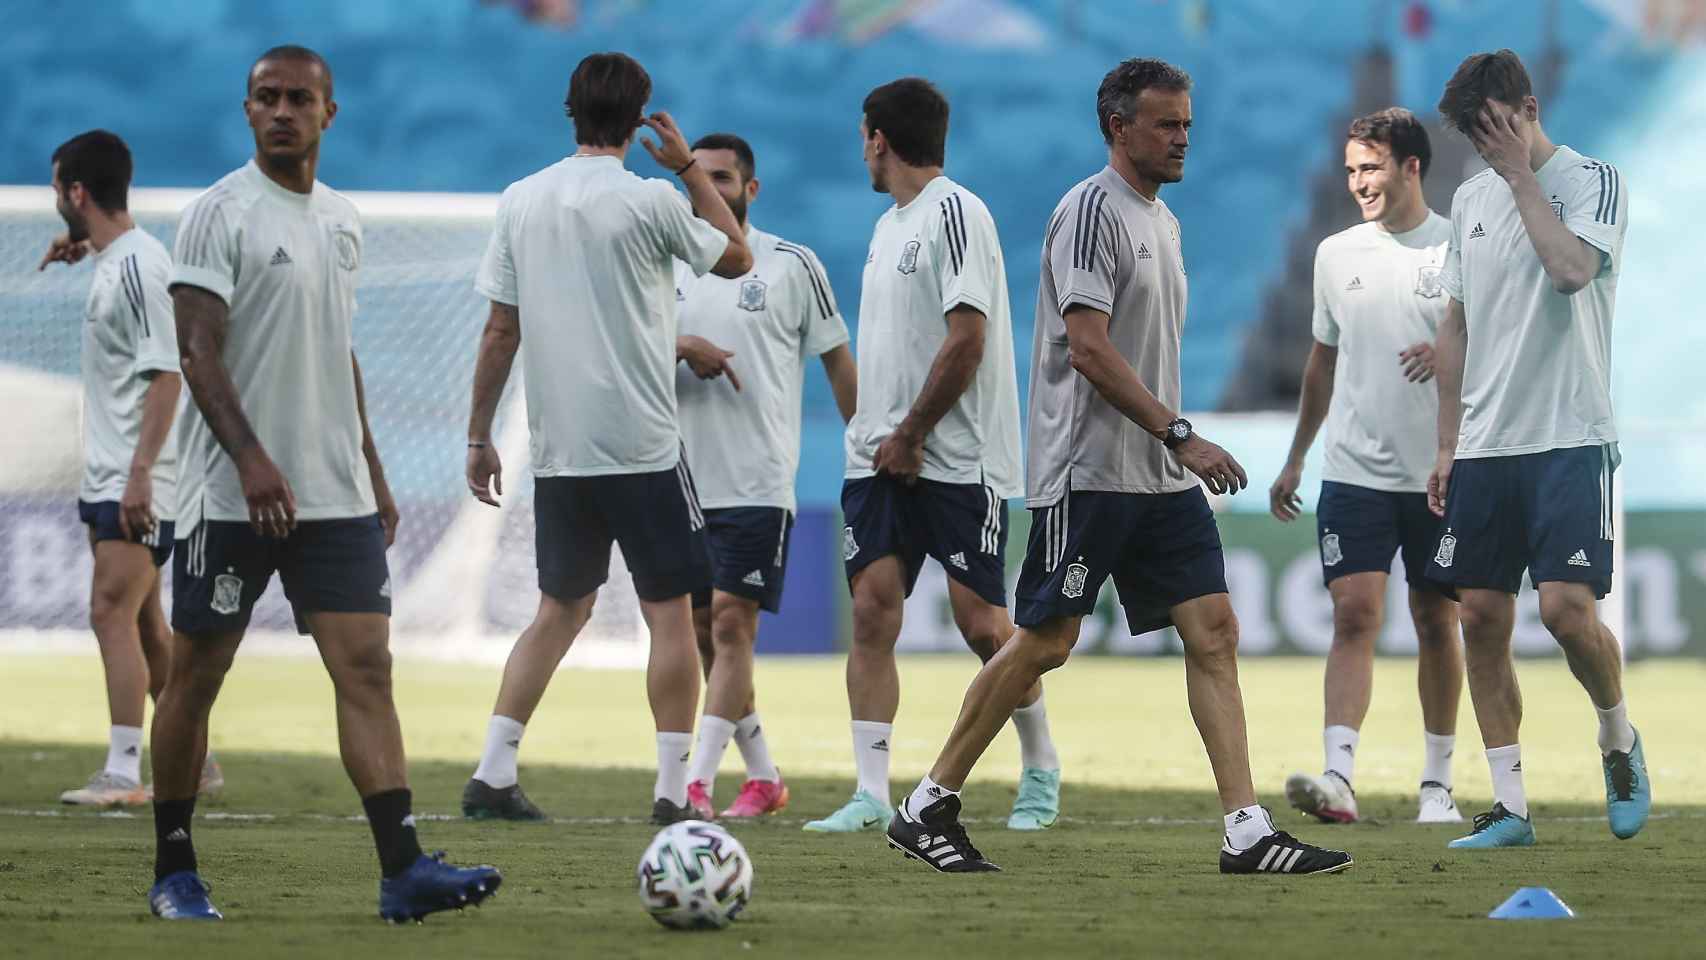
1415, 265, 1442, 299
1061, 562, 1090, 599
1321, 533, 1343, 567
332, 226, 359, 271
211, 573, 244, 616
843, 526, 859, 562
1550, 198, 1566, 221
737, 277, 768, 312
1434, 532, 1457, 569
896, 239, 921, 276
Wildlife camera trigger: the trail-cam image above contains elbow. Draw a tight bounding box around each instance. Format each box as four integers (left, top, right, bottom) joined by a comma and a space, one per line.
1550, 272, 1591, 296
1066, 343, 1098, 379
712, 246, 754, 279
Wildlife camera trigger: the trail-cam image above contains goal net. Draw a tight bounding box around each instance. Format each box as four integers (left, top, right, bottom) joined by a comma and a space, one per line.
0, 186, 647, 667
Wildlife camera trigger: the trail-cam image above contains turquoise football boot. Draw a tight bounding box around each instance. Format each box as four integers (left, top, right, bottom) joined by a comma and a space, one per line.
1007, 768, 1061, 830
1604, 728, 1651, 840
803, 789, 893, 833
1447, 803, 1536, 849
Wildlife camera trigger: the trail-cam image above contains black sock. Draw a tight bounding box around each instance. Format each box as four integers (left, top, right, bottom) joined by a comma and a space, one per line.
362, 788, 425, 878
153, 797, 198, 881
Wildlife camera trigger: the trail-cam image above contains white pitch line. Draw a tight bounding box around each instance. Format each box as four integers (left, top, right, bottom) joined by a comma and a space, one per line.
2, 808, 1695, 828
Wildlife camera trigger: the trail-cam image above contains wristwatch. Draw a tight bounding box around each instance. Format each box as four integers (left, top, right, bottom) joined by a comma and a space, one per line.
1162, 417, 1193, 450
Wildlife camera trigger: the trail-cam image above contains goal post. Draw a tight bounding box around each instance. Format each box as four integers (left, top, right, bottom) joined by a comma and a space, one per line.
0, 185, 647, 667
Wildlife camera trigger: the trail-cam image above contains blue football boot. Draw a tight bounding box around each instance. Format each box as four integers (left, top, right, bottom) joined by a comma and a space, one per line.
378, 852, 502, 924
1447, 803, 1536, 849
149, 871, 222, 920
1604, 728, 1651, 840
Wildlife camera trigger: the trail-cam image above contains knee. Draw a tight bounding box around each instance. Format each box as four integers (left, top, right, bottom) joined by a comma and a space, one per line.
1330, 597, 1381, 647
1014, 630, 1073, 674
961, 621, 1006, 662
340, 640, 395, 691
850, 586, 901, 647
165, 644, 235, 705
1538, 593, 1595, 644
1185, 610, 1240, 668
1457, 596, 1501, 636
537, 593, 595, 644
709, 603, 755, 653
88, 584, 132, 633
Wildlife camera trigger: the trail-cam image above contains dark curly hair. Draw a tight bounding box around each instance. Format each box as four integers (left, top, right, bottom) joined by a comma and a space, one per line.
1097, 58, 1192, 144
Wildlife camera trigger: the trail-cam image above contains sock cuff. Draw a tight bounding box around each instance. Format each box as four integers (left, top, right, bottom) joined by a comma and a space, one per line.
736, 712, 762, 732
1012, 696, 1046, 716
1593, 699, 1628, 718
1423, 731, 1456, 744
657, 731, 693, 747
851, 720, 893, 735
1485, 743, 1522, 760
1324, 724, 1360, 739
699, 715, 739, 737
489, 714, 525, 736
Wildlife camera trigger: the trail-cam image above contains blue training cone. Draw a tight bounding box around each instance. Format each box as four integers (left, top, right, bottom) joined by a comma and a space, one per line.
1489, 887, 1575, 920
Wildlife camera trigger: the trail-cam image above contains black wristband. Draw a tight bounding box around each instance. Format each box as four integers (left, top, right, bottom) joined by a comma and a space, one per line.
467, 441, 489, 449
674, 158, 697, 176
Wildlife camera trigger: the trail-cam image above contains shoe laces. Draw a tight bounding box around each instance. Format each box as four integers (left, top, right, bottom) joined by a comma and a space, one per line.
167, 873, 214, 898
935, 817, 984, 861
1606, 751, 1637, 801
1469, 805, 1513, 833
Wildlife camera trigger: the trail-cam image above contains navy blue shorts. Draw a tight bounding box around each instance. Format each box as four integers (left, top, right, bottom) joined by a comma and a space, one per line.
1015, 487, 1227, 636
1427, 445, 1615, 598
534, 466, 711, 603
692, 507, 793, 613
79, 499, 173, 567
841, 475, 1008, 607
1317, 481, 1449, 594
172, 514, 391, 635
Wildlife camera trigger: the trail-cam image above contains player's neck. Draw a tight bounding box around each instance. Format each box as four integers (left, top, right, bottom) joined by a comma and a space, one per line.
1107, 151, 1159, 201
886, 164, 943, 208
255, 150, 318, 195
83, 209, 136, 253
574, 143, 627, 162
1376, 194, 1429, 235
1526, 127, 1558, 172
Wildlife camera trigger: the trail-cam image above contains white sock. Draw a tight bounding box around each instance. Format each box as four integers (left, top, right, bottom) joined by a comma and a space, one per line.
655, 732, 693, 804
1595, 700, 1636, 755
1485, 743, 1528, 819
1323, 724, 1359, 786
1010, 697, 1061, 771
734, 712, 780, 782
905, 775, 957, 819
1224, 804, 1275, 851
687, 716, 738, 794
850, 720, 893, 802
105, 724, 143, 784
1421, 732, 1456, 789
471, 715, 525, 789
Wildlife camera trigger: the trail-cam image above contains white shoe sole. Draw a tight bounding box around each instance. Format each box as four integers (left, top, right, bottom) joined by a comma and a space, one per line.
1416, 803, 1464, 824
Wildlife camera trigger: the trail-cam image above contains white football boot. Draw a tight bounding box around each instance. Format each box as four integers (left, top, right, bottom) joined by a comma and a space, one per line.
1285, 771, 1359, 824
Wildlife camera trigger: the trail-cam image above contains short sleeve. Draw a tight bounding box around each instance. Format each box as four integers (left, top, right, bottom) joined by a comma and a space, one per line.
935, 193, 1001, 318
778, 242, 849, 356
1310, 242, 1339, 347
170, 193, 238, 304
1439, 193, 1466, 303
1563, 163, 1627, 277
129, 249, 180, 377
1047, 188, 1117, 315
474, 187, 518, 306
651, 182, 727, 277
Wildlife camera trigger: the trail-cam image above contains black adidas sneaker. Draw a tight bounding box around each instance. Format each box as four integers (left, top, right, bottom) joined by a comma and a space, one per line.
650, 797, 697, 826
886, 794, 1001, 873
461, 778, 546, 821
1220, 829, 1354, 875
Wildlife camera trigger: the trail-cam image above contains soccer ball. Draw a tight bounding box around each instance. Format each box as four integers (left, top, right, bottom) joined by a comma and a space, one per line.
636, 820, 753, 930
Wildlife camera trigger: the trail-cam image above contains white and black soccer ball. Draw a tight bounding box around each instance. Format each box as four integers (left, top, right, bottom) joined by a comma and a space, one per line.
636, 820, 753, 930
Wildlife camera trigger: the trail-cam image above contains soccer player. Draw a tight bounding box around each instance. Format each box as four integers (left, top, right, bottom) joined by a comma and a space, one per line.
150, 46, 498, 921
40, 131, 225, 807
1427, 50, 1647, 848
889, 59, 1351, 876
673, 133, 858, 819
460, 53, 752, 826
803, 77, 1063, 835
1269, 109, 1464, 826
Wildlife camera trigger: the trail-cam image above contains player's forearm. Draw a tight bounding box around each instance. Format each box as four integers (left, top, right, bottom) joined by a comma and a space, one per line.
129, 372, 182, 476
175, 292, 263, 462
1507, 172, 1599, 294
821, 345, 858, 424
1069, 339, 1174, 439
468, 304, 521, 443
1434, 302, 1467, 453
679, 165, 751, 271
1285, 345, 1335, 467
350, 352, 387, 481
895, 329, 982, 443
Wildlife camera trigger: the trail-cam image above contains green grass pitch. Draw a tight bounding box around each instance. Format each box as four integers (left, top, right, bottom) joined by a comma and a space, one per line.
2, 654, 1702, 958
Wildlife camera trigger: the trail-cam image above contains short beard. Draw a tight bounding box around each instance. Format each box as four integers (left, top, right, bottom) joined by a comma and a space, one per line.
58, 199, 88, 243
726, 192, 748, 225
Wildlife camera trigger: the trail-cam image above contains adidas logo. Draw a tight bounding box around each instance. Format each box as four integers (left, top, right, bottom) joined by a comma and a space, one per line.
1340, 744, 1355, 754
1231, 810, 1253, 825
1567, 549, 1591, 567
379, 577, 391, 599
1136, 242, 1153, 260
927, 786, 944, 798
679, 752, 691, 762
871, 738, 889, 752
269, 246, 292, 266
1469, 222, 1486, 239
742, 569, 766, 587
947, 552, 969, 571
401, 815, 416, 829
165, 827, 189, 842
125, 746, 139, 756
1512, 761, 1523, 772
505, 739, 520, 748
1345, 276, 1364, 291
